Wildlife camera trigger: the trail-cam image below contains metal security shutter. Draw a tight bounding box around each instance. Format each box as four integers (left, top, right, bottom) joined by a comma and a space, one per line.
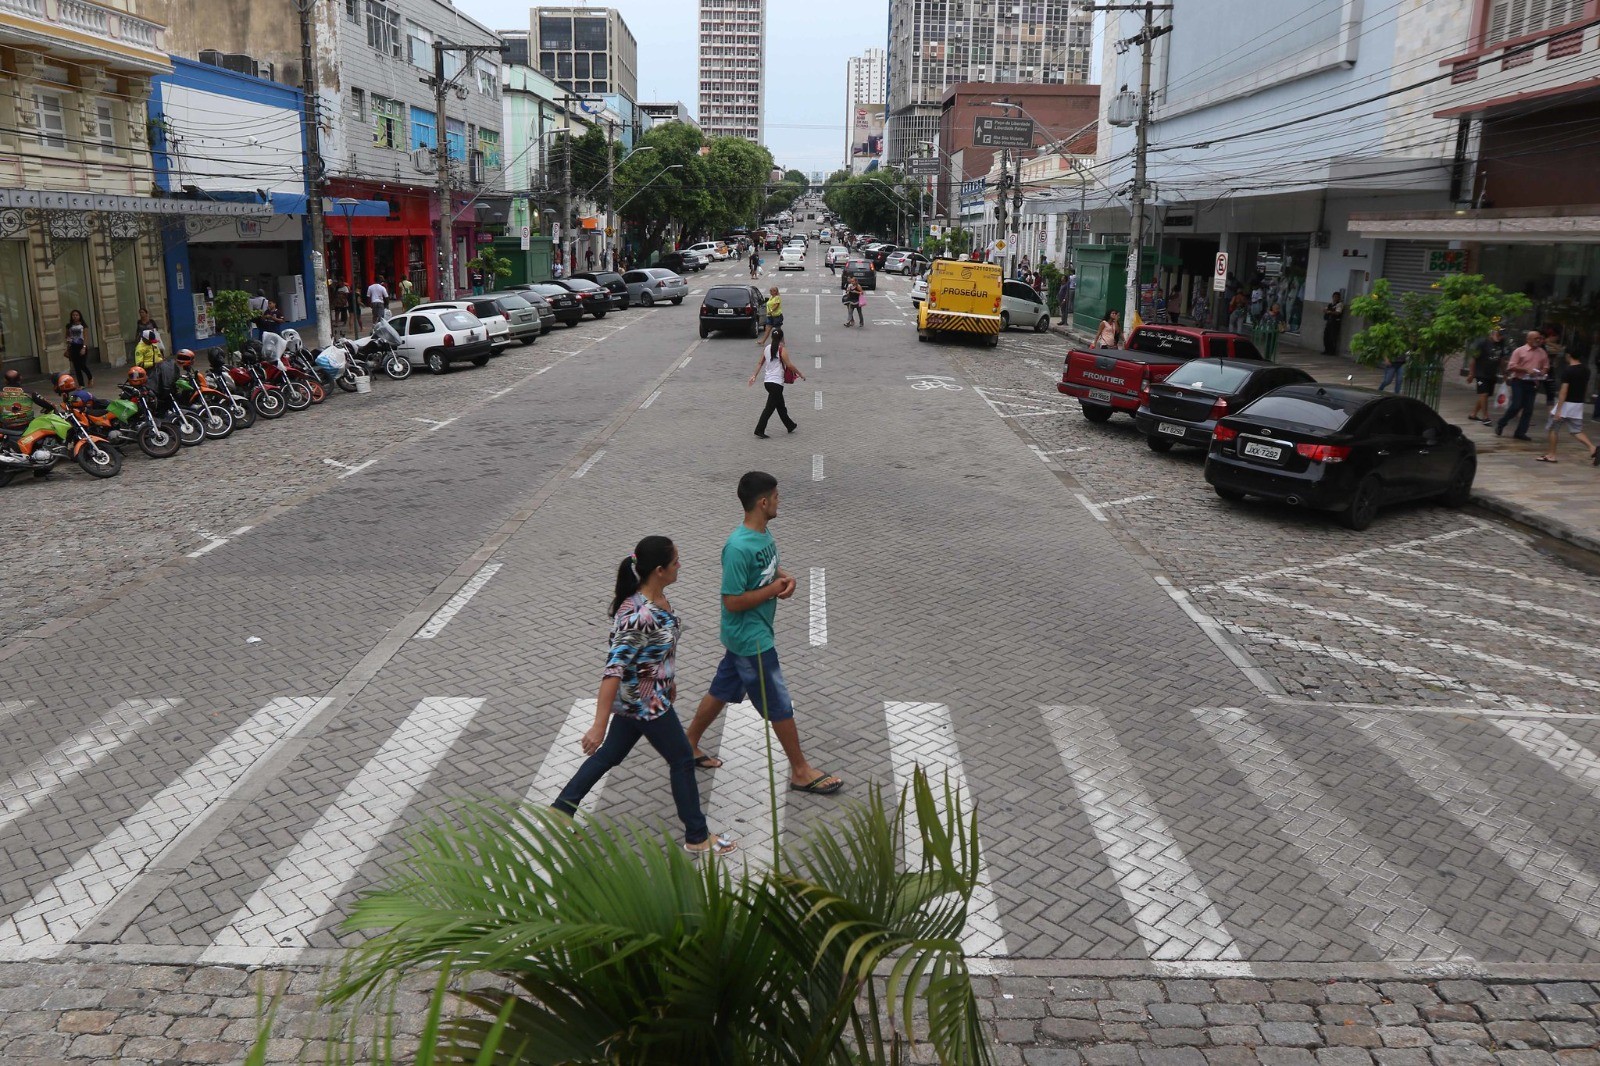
1381, 240, 1449, 295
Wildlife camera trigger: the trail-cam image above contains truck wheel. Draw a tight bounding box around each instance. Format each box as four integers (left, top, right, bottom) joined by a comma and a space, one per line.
986, 333, 999, 348
917, 331, 929, 343
1145, 434, 1174, 453
1081, 402, 1113, 423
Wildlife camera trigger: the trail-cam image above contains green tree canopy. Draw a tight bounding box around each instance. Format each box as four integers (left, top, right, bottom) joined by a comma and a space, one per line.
823, 170, 931, 238
613, 124, 775, 257
543, 125, 617, 208
1350, 274, 1532, 369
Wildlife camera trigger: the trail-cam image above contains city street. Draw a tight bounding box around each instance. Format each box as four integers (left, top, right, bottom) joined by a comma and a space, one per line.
2, 257, 1600, 1060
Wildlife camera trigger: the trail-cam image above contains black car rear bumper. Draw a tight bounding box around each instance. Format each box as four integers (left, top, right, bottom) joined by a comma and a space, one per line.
1135, 411, 1216, 447
1204, 453, 1351, 510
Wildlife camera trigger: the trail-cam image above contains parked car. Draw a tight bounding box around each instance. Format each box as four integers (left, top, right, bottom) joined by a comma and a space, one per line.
999, 279, 1051, 332
520, 282, 585, 327
383, 308, 495, 374
658, 251, 705, 274
826, 245, 850, 267
840, 258, 877, 291
686, 241, 725, 262
513, 288, 558, 334
1136, 358, 1315, 452
574, 270, 632, 310
883, 251, 929, 276
479, 292, 543, 345
911, 274, 929, 306
1205, 385, 1476, 531
545, 277, 612, 318
1058, 324, 1264, 422
699, 284, 768, 338
778, 246, 806, 271
409, 299, 512, 349
868, 244, 900, 270
622, 267, 688, 306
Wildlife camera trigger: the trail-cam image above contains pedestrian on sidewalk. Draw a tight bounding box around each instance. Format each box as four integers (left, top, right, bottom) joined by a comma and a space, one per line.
366, 279, 389, 322
1468, 327, 1509, 424
1094, 309, 1122, 349
551, 536, 738, 858
1537, 349, 1596, 465
684, 471, 843, 797
844, 279, 865, 327
1539, 323, 1566, 407
63, 309, 91, 386
1379, 352, 1407, 394
750, 327, 802, 438
1322, 291, 1344, 355
1497, 331, 1549, 441
1228, 292, 1249, 334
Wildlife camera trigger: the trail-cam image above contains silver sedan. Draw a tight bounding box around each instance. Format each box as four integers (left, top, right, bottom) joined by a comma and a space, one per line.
622, 267, 689, 307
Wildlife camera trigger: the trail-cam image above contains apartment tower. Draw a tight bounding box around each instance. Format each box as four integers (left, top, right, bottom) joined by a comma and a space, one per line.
844, 47, 886, 167
697, 0, 765, 142
531, 6, 639, 101
886, 0, 1092, 165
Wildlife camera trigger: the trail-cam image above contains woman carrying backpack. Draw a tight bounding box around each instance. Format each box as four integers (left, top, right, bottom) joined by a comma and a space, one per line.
749, 326, 804, 438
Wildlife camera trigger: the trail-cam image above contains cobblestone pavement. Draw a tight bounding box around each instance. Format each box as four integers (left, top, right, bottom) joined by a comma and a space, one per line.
0, 262, 1598, 1062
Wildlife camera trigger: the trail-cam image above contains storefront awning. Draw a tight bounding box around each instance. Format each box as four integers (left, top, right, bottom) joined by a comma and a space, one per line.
1349, 206, 1600, 244
0, 188, 270, 218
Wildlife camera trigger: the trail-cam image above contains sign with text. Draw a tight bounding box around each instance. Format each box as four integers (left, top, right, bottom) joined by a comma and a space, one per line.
1212, 251, 1228, 292
959, 178, 988, 208
973, 116, 1035, 148
906, 156, 940, 176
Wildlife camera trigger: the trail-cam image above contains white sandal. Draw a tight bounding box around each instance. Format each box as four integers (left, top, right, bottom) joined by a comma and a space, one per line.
683, 834, 738, 858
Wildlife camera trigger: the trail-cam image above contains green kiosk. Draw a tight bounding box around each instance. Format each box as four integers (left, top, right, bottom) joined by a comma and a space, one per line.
1069, 244, 1174, 334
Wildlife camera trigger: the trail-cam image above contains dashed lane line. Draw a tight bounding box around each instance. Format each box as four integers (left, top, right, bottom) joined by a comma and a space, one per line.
413, 562, 503, 640
885, 702, 1010, 965
814, 390, 822, 410
640, 388, 662, 409
0, 698, 320, 957
1044, 704, 1248, 969
812, 454, 824, 481
201, 697, 483, 964
570, 449, 607, 479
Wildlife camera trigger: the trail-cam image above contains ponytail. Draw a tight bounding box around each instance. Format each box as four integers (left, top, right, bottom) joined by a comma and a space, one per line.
609, 535, 676, 616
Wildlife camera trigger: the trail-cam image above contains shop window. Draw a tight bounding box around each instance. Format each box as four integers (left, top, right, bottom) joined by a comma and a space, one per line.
95, 101, 119, 154
365, 0, 400, 58
0, 241, 37, 365
410, 106, 437, 150
477, 129, 500, 168
406, 22, 432, 69
445, 119, 466, 161
372, 95, 402, 149
32, 91, 67, 150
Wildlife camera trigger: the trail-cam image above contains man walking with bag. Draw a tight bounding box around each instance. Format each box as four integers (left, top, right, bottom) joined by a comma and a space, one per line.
1497, 330, 1549, 441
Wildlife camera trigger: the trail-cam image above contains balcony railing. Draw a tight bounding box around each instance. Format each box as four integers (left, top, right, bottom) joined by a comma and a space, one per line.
0, 0, 166, 59
1436, 19, 1600, 115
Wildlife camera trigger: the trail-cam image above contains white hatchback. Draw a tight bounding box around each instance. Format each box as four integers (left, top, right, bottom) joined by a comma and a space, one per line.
380, 307, 496, 373
410, 300, 510, 347
686, 241, 725, 261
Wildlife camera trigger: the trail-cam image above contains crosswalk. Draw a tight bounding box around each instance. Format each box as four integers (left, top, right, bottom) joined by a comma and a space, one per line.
1, 690, 1599, 968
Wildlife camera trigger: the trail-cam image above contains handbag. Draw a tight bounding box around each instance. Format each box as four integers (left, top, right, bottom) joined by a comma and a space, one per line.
1493, 382, 1510, 409
783, 363, 800, 385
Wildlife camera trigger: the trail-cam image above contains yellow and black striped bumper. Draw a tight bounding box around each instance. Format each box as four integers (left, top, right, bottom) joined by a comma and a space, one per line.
919, 309, 1002, 336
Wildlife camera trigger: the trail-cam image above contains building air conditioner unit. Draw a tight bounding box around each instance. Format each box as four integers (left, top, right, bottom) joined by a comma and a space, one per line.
198, 49, 225, 67
222, 53, 260, 78
259, 63, 275, 82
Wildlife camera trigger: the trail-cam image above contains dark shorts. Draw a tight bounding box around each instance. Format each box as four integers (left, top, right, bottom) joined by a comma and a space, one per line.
708, 647, 794, 722
769, 313, 784, 329
1475, 377, 1497, 396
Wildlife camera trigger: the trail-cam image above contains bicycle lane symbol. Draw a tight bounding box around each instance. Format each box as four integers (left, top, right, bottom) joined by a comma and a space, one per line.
907, 374, 964, 391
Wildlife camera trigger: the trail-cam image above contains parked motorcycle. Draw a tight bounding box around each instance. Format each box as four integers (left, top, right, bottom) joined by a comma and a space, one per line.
201, 352, 256, 430
342, 320, 408, 380
82, 387, 181, 459
174, 365, 235, 439
233, 343, 288, 419
0, 398, 121, 483
258, 334, 313, 411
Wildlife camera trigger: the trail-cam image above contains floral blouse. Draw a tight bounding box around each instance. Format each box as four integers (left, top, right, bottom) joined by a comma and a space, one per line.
602, 594, 679, 720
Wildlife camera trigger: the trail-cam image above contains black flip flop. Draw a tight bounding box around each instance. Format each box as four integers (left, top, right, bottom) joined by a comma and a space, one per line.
790, 773, 844, 795
693, 754, 723, 770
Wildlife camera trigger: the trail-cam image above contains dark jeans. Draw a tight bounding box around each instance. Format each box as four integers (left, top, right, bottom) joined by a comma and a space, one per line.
756, 382, 795, 434
1498, 379, 1539, 437
846, 303, 864, 326
1379, 361, 1405, 394
551, 709, 707, 844
67, 347, 91, 384
1322, 320, 1340, 355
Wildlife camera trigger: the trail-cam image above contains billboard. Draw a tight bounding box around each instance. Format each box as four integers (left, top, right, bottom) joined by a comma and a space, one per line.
850, 102, 884, 174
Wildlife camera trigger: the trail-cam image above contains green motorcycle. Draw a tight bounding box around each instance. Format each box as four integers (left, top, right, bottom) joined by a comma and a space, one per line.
0, 400, 122, 487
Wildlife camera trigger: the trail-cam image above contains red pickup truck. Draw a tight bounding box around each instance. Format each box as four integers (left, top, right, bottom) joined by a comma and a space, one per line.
1057, 325, 1263, 422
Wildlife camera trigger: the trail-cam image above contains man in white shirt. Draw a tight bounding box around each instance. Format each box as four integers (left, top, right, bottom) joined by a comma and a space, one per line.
365, 281, 389, 320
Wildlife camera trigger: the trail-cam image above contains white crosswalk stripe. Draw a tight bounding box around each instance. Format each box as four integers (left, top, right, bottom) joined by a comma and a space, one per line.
1044, 705, 1246, 966
702, 703, 785, 869
201, 697, 482, 963
884, 701, 1009, 959
1490, 718, 1600, 802
0, 697, 319, 952
523, 698, 602, 810
0, 699, 179, 835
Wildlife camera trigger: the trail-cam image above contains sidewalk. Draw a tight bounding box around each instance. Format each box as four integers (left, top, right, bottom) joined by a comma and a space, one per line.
1052, 321, 1600, 557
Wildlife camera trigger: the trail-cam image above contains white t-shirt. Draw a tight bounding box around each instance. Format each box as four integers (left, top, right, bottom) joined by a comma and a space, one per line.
366, 283, 388, 305
762, 345, 786, 385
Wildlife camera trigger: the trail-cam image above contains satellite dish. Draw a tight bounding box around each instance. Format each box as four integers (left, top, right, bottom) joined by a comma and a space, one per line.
578, 97, 603, 114
410, 146, 436, 172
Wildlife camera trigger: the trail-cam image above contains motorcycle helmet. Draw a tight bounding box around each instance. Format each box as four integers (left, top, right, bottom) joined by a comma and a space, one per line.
126, 367, 148, 386
175, 348, 195, 366
208, 350, 227, 373
279, 328, 302, 352
55, 374, 78, 393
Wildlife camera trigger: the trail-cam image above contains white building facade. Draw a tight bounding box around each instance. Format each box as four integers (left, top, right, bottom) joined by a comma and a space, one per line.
844, 46, 885, 164
697, 0, 764, 143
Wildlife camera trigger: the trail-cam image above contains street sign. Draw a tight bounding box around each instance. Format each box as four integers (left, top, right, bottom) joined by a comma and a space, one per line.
973, 116, 1035, 148
1037, 229, 1047, 245
1212, 251, 1228, 293
906, 156, 940, 176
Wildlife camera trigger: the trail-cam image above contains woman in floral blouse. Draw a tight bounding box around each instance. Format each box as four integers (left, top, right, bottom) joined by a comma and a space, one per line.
552, 535, 737, 857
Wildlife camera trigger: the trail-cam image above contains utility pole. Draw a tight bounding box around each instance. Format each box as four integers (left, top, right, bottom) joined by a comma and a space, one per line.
562, 106, 573, 273
425, 38, 506, 300
1013, 150, 1024, 273
294, 0, 332, 343
995, 148, 1008, 268
1081, 0, 1172, 324
604, 119, 616, 271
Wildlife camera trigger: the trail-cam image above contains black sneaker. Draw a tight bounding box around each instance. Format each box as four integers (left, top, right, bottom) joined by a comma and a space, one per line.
754, 431, 769, 439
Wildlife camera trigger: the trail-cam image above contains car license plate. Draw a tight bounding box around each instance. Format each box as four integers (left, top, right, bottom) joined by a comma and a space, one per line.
1088, 388, 1113, 403
1158, 422, 1187, 437
717, 308, 734, 315
1243, 441, 1282, 461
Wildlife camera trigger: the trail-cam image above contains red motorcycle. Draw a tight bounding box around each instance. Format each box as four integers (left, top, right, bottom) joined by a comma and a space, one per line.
257, 334, 315, 410
231, 343, 288, 419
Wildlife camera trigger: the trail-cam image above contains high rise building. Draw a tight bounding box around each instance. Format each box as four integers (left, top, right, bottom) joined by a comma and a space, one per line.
844, 47, 886, 169
697, 0, 765, 143
532, 6, 639, 102
886, 0, 1092, 165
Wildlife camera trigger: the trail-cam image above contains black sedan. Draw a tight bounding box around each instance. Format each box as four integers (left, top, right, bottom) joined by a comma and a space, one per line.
840, 258, 876, 291
573, 270, 631, 310
699, 284, 768, 338
1204, 385, 1476, 531
520, 283, 584, 327
511, 288, 558, 334
545, 277, 611, 319
1137, 358, 1314, 453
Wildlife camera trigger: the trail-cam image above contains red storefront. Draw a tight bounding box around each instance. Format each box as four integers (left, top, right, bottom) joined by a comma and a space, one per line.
323, 180, 489, 301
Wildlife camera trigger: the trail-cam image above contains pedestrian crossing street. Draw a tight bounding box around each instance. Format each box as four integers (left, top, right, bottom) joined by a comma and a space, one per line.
1, 690, 1598, 970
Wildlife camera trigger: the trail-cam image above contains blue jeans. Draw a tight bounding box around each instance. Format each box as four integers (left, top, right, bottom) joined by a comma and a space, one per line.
1498, 379, 1539, 437
551, 709, 707, 844
1379, 361, 1405, 393
708, 647, 794, 722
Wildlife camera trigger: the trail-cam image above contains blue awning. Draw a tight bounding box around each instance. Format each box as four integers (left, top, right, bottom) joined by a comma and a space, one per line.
322, 197, 391, 218
153, 191, 388, 218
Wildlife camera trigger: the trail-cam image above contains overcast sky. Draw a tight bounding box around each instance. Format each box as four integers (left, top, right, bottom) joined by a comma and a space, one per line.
460, 0, 890, 174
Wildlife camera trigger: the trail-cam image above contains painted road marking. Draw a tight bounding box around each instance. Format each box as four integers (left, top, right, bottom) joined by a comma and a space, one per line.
809, 567, 827, 646
0, 698, 318, 952
570, 449, 607, 479
0, 699, 179, 835
884, 702, 1009, 961
814, 390, 822, 410
414, 562, 503, 640
813, 356, 821, 369
640, 388, 662, 409
1044, 704, 1246, 966
411, 416, 457, 432
813, 294, 820, 324
812, 454, 824, 481
1356, 562, 1600, 617
202, 696, 483, 963
1074, 493, 1108, 522
973, 385, 1069, 418
1191, 524, 1488, 594
1491, 718, 1600, 801
1394, 549, 1600, 600
1191, 707, 1471, 963
1345, 710, 1600, 949
1101, 493, 1155, 509
1029, 445, 1089, 460
703, 702, 785, 871
814, 332, 822, 343
522, 699, 601, 810
680, 356, 692, 369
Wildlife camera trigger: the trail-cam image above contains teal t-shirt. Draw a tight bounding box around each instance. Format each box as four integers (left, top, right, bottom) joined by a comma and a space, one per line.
720, 524, 778, 655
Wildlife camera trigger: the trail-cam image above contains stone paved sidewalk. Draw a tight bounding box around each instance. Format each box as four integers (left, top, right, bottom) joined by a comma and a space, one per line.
1052, 322, 1600, 557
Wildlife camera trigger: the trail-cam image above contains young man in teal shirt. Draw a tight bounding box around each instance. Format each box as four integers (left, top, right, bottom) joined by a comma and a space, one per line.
684, 470, 843, 794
